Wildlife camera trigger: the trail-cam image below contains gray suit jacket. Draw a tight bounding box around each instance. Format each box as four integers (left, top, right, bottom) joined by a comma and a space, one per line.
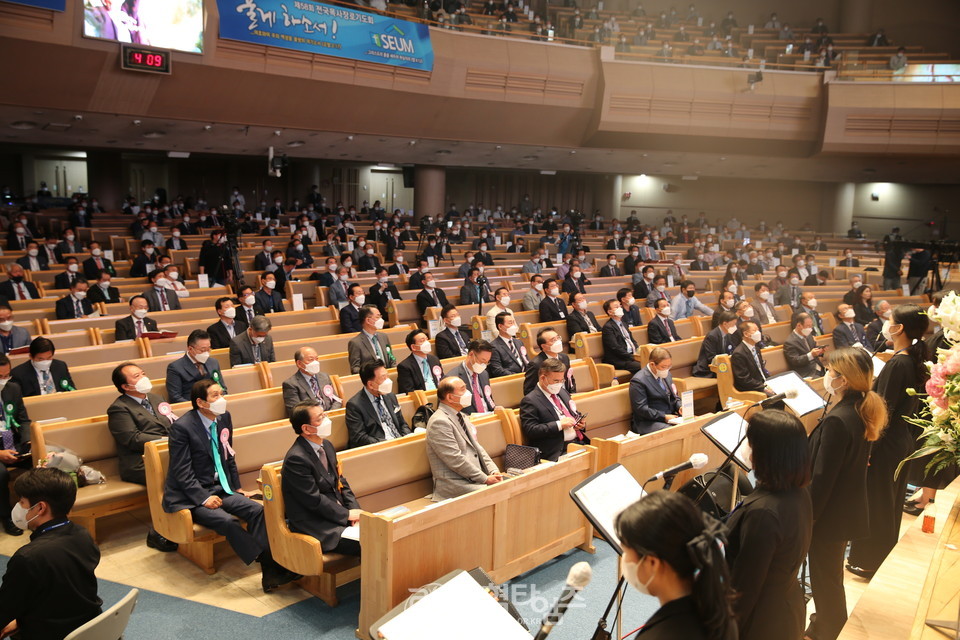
783, 331, 822, 378
281, 370, 341, 415
228, 331, 276, 366
426, 403, 498, 501
751, 300, 779, 326
106, 393, 172, 484
143, 286, 182, 312
327, 279, 349, 307
0, 326, 31, 353
347, 331, 395, 374
522, 289, 543, 311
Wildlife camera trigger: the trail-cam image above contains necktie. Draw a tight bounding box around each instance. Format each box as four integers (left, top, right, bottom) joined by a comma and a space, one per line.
247, 308, 255, 324
136, 320, 144, 337
207, 421, 234, 495
317, 446, 329, 471
659, 377, 670, 396
308, 375, 321, 398
196, 361, 207, 377
457, 412, 489, 473
664, 318, 675, 341
371, 335, 383, 360
16, 283, 26, 300
95, 257, 103, 269
618, 322, 634, 353
472, 373, 485, 413
375, 396, 399, 438
432, 290, 439, 306
453, 329, 466, 353
226, 323, 235, 338
253, 343, 261, 364
507, 338, 525, 365
551, 394, 573, 418
158, 288, 168, 311
74, 299, 83, 318
141, 398, 156, 416
421, 358, 436, 390
42, 370, 54, 395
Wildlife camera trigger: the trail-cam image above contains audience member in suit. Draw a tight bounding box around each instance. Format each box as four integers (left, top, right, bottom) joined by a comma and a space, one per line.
426, 377, 502, 501
387, 254, 409, 277
7, 227, 30, 252
832, 304, 868, 349
10, 337, 75, 397
324, 267, 350, 309
164, 330, 226, 403
561, 263, 589, 296
0, 356, 32, 534
344, 360, 411, 448
0, 307, 31, 355
309, 257, 338, 287
163, 379, 299, 592
538, 279, 568, 323
523, 327, 577, 395
601, 299, 642, 374
774, 275, 803, 308
253, 240, 276, 272
347, 305, 395, 374
616, 288, 642, 328
731, 322, 775, 396
435, 305, 471, 359
143, 270, 182, 313
40, 238, 61, 266
81, 243, 114, 280
566, 292, 601, 337
647, 298, 681, 344
522, 275, 545, 311
449, 340, 496, 415
726, 411, 813, 640
115, 295, 158, 341
0, 265, 39, 301
645, 275, 672, 309
282, 401, 361, 556
751, 283, 780, 326
129, 242, 159, 279
599, 254, 622, 277
235, 286, 265, 325
229, 316, 276, 366
797, 292, 825, 337
416, 273, 449, 317
519, 357, 584, 462
838, 250, 860, 268
206, 297, 248, 350
106, 362, 178, 551
488, 313, 530, 378
629, 347, 682, 435
53, 259, 82, 290
57, 231, 81, 257
842, 275, 864, 305
865, 300, 892, 352
54, 279, 93, 320
368, 268, 402, 317
459, 268, 492, 305
397, 329, 444, 394
282, 347, 341, 416
339, 284, 366, 334
407, 261, 429, 291
692, 311, 739, 378
165, 229, 188, 252
15, 243, 48, 273
805, 349, 885, 640
87, 271, 120, 305
254, 272, 285, 314
783, 313, 825, 378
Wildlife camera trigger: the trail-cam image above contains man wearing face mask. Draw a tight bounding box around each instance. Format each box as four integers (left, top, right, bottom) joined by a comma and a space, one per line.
522, 328, 577, 395
235, 286, 264, 324
768, 266, 790, 293
115, 295, 158, 341
347, 306, 395, 374
774, 271, 803, 308
106, 363, 178, 552
164, 380, 299, 592
281, 401, 361, 556
672, 280, 713, 321
81, 241, 114, 280
54, 278, 92, 320
129, 240, 159, 278
0, 468, 102, 637
142, 269, 181, 313
566, 292, 600, 337
519, 358, 584, 461
865, 300, 893, 351
0, 264, 35, 302
282, 347, 341, 415
397, 330, 443, 394
254, 239, 276, 271
229, 315, 276, 367
799, 292, 824, 335
692, 311, 739, 378
731, 321, 779, 401
449, 340, 496, 415
783, 313, 825, 378
648, 298, 681, 344
426, 376, 502, 501
415, 272, 449, 317
0, 355, 32, 535
600, 253, 622, 278
165, 330, 226, 403
538, 278, 568, 323
523, 275, 545, 311
842, 275, 864, 305
345, 360, 411, 447
52, 257, 81, 290
460, 267, 492, 305
839, 250, 860, 268
254, 272, 285, 314
488, 313, 529, 378
339, 284, 367, 334
630, 347, 681, 435
367, 267, 401, 318
832, 303, 868, 349
601, 298, 642, 375
435, 306, 471, 360
0, 308, 30, 355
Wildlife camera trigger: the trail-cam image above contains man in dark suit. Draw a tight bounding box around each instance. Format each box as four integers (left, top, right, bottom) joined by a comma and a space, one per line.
254, 272, 285, 314
416, 274, 449, 317
81, 242, 114, 280
115, 295, 158, 341
783, 313, 825, 378
730, 322, 775, 395
387, 254, 409, 277
310, 257, 338, 287
459, 268, 492, 305
165, 330, 227, 403
53, 258, 82, 290
617, 288, 642, 328
632, 266, 656, 300
599, 254, 622, 277
519, 357, 583, 462
839, 250, 860, 268
538, 279, 568, 323
229, 315, 276, 366
692, 311, 739, 378
0, 264, 39, 301
130, 242, 159, 279
106, 362, 178, 552
523, 327, 577, 395
87, 271, 120, 305
435, 305, 471, 359
165, 229, 188, 252
606, 235, 626, 251
566, 292, 601, 337
0, 355, 32, 534
0, 308, 31, 355
163, 379, 298, 592
253, 240, 276, 272
54, 279, 93, 320
339, 284, 365, 334
448, 340, 496, 415
282, 401, 361, 556
601, 299, 642, 374
207, 297, 248, 350
346, 306, 396, 374
176, 215, 198, 236
648, 298, 680, 344
488, 313, 529, 378
397, 329, 444, 394
562, 263, 589, 296
344, 360, 411, 448
366, 267, 402, 318
143, 270, 181, 313
798, 293, 825, 336
407, 260, 430, 291
282, 347, 341, 415
10, 337, 75, 397
365, 222, 388, 244
15, 243, 48, 273
629, 348, 682, 435
842, 275, 864, 305
833, 304, 868, 349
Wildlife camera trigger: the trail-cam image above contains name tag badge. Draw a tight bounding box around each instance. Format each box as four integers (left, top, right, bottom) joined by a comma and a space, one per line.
484, 384, 493, 402
432, 365, 442, 379
558, 312, 565, 318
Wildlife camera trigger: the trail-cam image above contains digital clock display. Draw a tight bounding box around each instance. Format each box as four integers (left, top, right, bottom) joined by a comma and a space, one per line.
120, 44, 171, 74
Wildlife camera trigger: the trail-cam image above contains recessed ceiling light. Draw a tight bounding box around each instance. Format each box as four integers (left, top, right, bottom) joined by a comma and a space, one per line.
9, 121, 38, 130
436, 150, 451, 155
523, 155, 539, 161
287, 140, 305, 148
142, 131, 165, 139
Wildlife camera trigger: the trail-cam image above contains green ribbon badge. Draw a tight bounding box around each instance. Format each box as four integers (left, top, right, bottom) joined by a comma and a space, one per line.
212, 370, 221, 382
5, 404, 18, 430
60, 379, 76, 392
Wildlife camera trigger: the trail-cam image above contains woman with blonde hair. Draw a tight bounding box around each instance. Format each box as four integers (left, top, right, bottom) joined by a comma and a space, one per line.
805, 347, 887, 640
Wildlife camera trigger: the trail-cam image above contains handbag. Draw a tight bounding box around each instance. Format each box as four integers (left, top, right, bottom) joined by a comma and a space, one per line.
504, 443, 541, 473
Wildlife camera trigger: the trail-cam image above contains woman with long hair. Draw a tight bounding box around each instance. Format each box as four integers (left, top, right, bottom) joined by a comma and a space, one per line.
614, 491, 737, 640
727, 410, 812, 640
852, 285, 875, 326
806, 347, 887, 640
847, 304, 929, 578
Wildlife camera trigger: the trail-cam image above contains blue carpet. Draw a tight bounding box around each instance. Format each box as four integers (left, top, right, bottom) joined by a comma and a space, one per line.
1, 542, 660, 639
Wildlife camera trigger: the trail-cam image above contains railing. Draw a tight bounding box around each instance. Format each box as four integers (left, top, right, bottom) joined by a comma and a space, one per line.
835, 62, 960, 82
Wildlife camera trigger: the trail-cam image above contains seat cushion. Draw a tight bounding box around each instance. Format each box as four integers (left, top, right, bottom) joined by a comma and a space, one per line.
73, 475, 146, 510
677, 377, 718, 391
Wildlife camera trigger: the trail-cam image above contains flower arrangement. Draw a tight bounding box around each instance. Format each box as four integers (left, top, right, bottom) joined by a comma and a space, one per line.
898, 292, 960, 478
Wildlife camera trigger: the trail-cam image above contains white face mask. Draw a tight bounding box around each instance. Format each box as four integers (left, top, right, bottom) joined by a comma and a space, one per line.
749, 331, 762, 343
33, 358, 52, 371
823, 370, 843, 395
244, 295, 256, 307
449, 315, 462, 327
373, 317, 385, 331
265, 280, 277, 290
842, 310, 856, 320
275, 256, 285, 265
220, 306, 236, 320
729, 267, 738, 274
721, 300, 734, 309
0, 321, 13, 332
655, 285, 666, 293
651, 365, 670, 379
193, 350, 211, 364
577, 300, 588, 311
852, 281, 862, 289
759, 291, 771, 301
471, 362, 487, 375
354, 294, 366, 306
806, 299, 818, 309
790, 277, 800, 286
545, 381, 564, 395
206, 397, 228, 415
659, 305, 671, 317
418, 340, 433, 354
726, 324, 738, 335
800, 327, 813, 337
304, 360, 321, 375
377, 378, 394, 395
548, 288, 559, 297
742, 307, 755, 318
455, 390, 473, 408
133, 376, 153, 394
424, 280, 435, 289
613, 307, 624, 318
11, 502, 40, 531
132, 308, 148, 319
252, 335, 266, 344
499, 296, 511, 306
881, 320, 901, 341
74, 291, 87, 300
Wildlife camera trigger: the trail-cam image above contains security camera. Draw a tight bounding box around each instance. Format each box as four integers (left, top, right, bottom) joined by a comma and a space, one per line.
73, 114, 83, 121
132, 120, 142, 126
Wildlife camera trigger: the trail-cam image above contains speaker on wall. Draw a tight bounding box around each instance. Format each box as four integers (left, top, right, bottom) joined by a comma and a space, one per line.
402, 166, 415, 188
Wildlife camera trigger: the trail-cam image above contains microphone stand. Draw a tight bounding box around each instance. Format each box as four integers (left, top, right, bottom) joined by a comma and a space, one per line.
589, 577, 626, 640
692, 398, 765, 512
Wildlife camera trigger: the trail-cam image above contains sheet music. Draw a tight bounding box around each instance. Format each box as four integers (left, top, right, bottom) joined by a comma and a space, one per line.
573, 465, 645, 550
872, 356, 887, 379
765, 371, 826, 416
340, 525, 360, 542
702, 411, 752, 470
379, 571, 531, 640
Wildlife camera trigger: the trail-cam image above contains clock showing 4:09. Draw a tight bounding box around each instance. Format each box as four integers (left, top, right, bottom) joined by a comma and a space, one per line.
120, 44, 172, 74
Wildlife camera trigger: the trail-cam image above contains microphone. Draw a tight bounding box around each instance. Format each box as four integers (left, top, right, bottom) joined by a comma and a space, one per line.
647, 453, 709, 483
760, 388, 799, 407
533, 562, 592, 640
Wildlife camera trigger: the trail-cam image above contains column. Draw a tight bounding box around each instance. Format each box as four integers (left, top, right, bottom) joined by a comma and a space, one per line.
822, 182, 855, 235
840, 0, 872, 35
413, 165, 445, 220
86, 151, 124, 210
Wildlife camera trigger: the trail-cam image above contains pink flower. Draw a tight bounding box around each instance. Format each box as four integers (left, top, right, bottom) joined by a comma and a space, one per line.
945, 351, 960, 376
927, 377, 946, 400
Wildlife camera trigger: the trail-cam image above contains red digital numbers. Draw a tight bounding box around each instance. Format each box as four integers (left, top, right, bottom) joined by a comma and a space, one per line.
122, 45, 170, 73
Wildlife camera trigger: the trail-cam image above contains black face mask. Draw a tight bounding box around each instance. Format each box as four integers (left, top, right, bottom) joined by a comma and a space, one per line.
684, 290, 696, 298
10, 276, 23, 284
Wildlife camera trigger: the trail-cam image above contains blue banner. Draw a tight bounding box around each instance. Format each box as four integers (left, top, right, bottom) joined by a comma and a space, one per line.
3, 0, 65, 10
217, 0, 433, 71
